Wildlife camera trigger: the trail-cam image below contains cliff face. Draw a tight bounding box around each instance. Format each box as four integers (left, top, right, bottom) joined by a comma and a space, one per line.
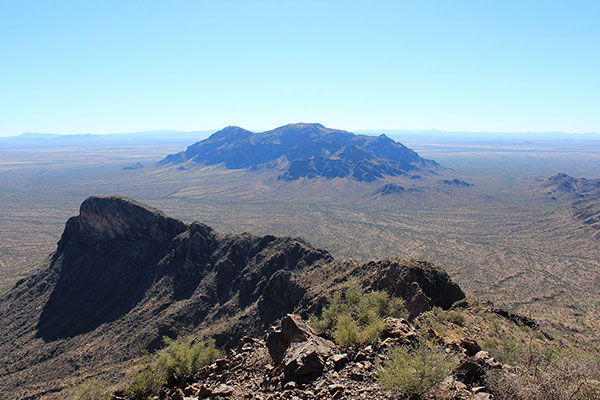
0, 195, 464, 399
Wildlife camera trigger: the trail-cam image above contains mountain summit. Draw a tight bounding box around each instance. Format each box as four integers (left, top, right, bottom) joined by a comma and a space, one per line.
158, 123, 439, 182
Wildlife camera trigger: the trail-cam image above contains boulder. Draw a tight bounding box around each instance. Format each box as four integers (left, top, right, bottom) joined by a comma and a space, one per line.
381, 317, 417, 343
266, 314, 336, 383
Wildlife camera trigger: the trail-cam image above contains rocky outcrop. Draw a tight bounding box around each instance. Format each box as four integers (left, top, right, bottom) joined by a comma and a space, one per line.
158, 123, 439, 182
367, 259, 466, 318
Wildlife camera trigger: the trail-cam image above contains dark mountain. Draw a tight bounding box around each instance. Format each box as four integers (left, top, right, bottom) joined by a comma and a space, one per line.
0, 196, 464, 399
543, 173, 600, 236
158, 123, 439, 182
545, 173, 600, 195
376, 183, 406, 196
439, 178, 474, 188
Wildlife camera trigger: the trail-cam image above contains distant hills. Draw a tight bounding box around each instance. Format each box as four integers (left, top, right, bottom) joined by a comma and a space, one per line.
544, 173, 600, 237
158, 123, 439, 182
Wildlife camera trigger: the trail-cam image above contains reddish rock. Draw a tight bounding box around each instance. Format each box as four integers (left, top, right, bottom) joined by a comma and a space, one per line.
460, 338, 481, 357
267, 314, 337, 383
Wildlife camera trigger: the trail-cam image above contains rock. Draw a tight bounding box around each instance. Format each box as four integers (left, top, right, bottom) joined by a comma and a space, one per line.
460, 338, 481, 357
367, 260, 465, 318
381, 317, 417, 344
475, 351, 502, 369
184, 384, 199, 396
259, 270, 306, 323
457, 358, 484, 378
267, 314, 337, 383
197, 384, 212, 398
266, 314, 315, 364
212, 384, 235, 397
349, 363, 367, 381
331, 353, 349, 370
171, 388, 185, 400
457, 350, 503, 380
283, 381, 296, 389
282, 337, 336, 382
328, 383, 344, 393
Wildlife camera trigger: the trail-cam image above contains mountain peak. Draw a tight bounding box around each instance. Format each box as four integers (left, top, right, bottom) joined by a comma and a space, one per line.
58, 195, 187, 248
159, 123, 439, 181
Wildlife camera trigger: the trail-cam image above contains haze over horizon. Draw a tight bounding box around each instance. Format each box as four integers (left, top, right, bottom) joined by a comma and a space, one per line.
1, 0, 599, 136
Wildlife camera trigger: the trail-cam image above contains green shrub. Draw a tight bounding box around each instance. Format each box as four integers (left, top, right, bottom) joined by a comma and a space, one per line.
124, 364, 163, 400
377, 340, 460, 399
446, 310, 465, 326
332, 312, 360, 347
69, 379, 110, 400
310, 284, 408, 347
155, 337, 223, 382
123, 337, 223, 400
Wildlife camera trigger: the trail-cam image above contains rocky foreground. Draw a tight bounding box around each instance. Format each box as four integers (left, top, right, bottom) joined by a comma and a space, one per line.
124, 314, 502, 400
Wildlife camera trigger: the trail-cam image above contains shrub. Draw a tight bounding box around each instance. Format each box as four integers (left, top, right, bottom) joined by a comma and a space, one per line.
69, 379, 110, 400
155, 337, 223, 382
446, 310, 465, 326
124, 364, 163, 400
123, 337, 223, 399
482, 336, 522, 365
332, 312, 360, 347
310, 284, 408, 347
377, 339, 460, 399
487, 349, 600, 400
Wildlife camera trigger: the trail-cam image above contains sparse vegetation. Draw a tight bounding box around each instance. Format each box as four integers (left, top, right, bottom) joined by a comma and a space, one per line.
123, 337, 222, 400
69, 379, 111, 400
377, 339, 460, 399
123, 362, 162, 400
482, 336, 522, 365
487, 348, 600, 400
155, 337, 223, 383
310, 284, 408, 347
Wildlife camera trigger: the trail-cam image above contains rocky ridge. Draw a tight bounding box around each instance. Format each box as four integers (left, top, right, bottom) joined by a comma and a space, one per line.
0, 195, 465, 399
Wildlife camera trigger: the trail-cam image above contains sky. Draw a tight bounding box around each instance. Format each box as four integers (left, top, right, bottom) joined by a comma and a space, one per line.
1, 0, 599, 136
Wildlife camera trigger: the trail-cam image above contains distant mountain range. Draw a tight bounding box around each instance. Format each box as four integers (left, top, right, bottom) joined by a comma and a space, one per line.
158, 123, 439, 182
0, 129, 215, 148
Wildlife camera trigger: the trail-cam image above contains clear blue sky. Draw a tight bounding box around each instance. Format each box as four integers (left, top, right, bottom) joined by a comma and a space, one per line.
1, 0, 599, 136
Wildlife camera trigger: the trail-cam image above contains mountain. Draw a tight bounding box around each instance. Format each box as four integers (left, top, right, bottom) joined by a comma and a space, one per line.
439, 178, 474, 188
0, 196, 465, 399
158, 123, 439, 182
543, 173, 600, 236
